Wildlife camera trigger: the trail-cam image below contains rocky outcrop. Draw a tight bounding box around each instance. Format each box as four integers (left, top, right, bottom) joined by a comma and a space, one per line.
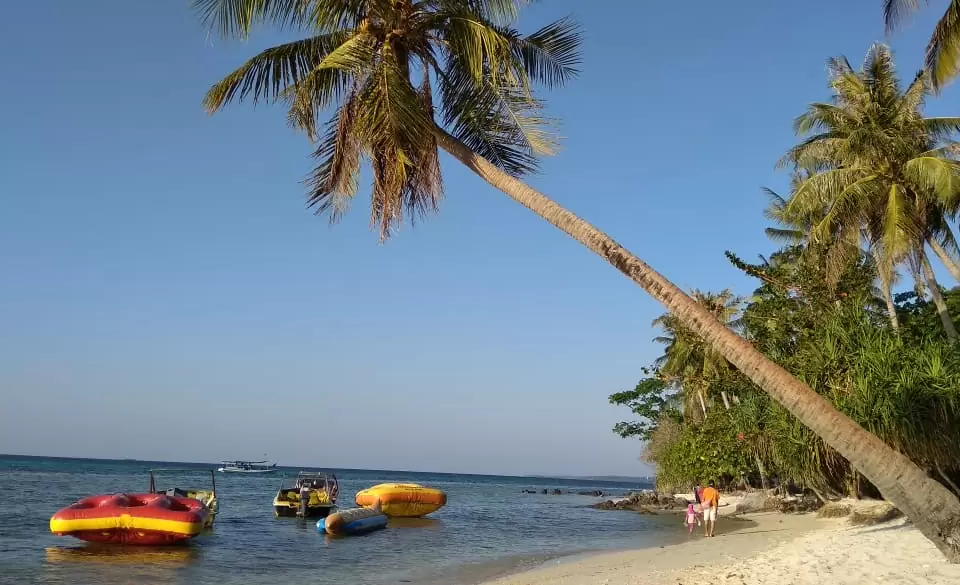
590, 491, 689, 512
778, 494, 823, 514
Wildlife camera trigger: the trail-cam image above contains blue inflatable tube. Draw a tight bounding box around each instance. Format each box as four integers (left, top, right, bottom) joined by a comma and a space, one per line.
317, 512, 387, 536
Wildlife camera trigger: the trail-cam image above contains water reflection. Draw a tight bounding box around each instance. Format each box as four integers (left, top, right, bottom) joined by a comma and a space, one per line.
388, 517, 442, 530
44, 545, 199, 567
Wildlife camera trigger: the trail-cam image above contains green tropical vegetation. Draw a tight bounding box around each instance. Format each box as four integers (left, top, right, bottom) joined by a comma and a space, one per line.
193, 1, 960, 560
613, 44, 960, 557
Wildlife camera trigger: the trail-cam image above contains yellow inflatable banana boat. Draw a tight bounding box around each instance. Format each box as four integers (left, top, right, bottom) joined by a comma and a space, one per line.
355, 483, 446, 517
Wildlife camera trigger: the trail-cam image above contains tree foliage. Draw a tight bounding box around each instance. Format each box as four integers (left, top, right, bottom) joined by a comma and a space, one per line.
608, 371, 681, 442
611, 51, 960, 492
196, 0, 582, 240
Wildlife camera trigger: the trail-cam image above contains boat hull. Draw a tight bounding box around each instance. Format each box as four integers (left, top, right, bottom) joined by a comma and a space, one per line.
355, 483, 447, 517
50, 493, 208, 546
273, 504, 334, 518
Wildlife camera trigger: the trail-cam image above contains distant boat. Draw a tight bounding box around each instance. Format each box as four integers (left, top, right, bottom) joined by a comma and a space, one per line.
217, 460, 278, 474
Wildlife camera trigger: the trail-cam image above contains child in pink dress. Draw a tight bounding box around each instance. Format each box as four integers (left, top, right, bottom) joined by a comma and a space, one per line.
684, 503, 700, 534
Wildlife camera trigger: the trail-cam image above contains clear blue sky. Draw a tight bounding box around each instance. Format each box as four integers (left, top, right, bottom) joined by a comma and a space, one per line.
1, 2, 957, 476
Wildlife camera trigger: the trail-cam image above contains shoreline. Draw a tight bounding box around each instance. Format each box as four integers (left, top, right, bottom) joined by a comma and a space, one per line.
474, 510, 960, 585
475, 511, 823, 585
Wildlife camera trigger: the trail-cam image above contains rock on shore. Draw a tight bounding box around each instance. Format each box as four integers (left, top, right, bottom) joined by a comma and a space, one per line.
590, 491, 689, 512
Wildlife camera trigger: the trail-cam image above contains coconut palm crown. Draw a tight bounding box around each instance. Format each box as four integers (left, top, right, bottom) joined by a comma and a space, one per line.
196, 0, 581, 239
782, 45, 960, 286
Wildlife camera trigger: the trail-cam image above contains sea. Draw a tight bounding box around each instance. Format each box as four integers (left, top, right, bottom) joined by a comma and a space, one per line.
0, 455, 681, 585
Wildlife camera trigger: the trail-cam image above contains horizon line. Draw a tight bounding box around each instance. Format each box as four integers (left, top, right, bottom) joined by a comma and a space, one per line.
0, 453, 653, 483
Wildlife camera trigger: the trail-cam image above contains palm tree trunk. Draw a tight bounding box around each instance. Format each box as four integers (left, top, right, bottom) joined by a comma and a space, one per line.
754, 453, 768, 490
434, 127, 960, 561
929, 238, 960, 285
870, 247, 900, 330
920, 252, 959, 344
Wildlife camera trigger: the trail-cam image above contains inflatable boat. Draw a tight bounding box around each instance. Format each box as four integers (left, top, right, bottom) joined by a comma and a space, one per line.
355, 483, 446, 517
318, 506, 388, 536
50, 493, 209, 545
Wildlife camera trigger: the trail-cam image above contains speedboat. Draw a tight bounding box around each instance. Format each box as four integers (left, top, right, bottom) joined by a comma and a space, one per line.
273, 471, 339, 518
217, 460, 278, 473
148, 468, 218, 526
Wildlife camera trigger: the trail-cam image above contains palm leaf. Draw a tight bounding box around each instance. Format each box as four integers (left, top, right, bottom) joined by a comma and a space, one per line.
923, 117, 960, 141
789, 168, 871, 216
193, 0, 317, 38
904, 156, 960, 203
202, 32, 351, 112
505, 16, 582, 89
925, 0, 960, 90
883, 0, 922, 33
438, 52, 555, 175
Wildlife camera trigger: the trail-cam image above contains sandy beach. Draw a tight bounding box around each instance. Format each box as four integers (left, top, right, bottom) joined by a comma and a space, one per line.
483, 505, 960, 585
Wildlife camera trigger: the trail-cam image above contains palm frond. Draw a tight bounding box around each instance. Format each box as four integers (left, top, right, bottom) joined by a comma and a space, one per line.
202, 32, 352, 112
439, 52, 556, 175
354, 43, 438, 239
193, 0, 317, 38
442, 9, 517, 88
814, 175, 880, 244
926, 0, 960, 90
792, 103, 855, 136
506, 16, 582, 89
883, 0, 922, 33
923, 117, 960, 141
880, 183, 921, 258
305, 95, 362, 222
904, 156, 960, 203
898, 70, 929, 120
789, 168, 871, 216
433, 0, 527, 27
765, 227, 805, 244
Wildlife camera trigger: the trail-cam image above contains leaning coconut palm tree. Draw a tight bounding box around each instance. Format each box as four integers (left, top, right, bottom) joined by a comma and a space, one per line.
884, 0, 960, 90
783, 44, 960, 342
196, 1, 960, 559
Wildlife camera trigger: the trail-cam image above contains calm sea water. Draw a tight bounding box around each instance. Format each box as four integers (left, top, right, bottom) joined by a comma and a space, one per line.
0, 456, 677, 585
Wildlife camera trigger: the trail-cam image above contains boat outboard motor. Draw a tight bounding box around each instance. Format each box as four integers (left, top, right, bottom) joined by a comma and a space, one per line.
298, 484, 310, 517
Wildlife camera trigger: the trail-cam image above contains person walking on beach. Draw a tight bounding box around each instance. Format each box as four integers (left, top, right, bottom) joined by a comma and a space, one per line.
684, 503, 700, 534
701, 481, 719, 537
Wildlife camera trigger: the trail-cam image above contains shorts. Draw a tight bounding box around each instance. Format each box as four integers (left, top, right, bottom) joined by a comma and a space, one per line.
703, 506, 717, 522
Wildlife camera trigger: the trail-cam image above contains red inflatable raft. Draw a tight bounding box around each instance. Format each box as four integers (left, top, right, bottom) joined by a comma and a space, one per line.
50, 493, 209, 545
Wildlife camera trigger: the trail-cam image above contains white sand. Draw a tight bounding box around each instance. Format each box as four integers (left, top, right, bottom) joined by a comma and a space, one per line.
482, 512, 960, 585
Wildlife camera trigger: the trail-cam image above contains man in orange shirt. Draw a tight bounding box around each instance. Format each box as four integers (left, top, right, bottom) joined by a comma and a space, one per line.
700, 481, 719, 537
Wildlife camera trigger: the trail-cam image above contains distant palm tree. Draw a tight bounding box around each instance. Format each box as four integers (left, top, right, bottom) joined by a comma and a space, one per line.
763, 176, 901, 330
196, 2, 960, 558
783, 44, 960, 342
884, 0, 960, 90
653, 290, 742, 418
